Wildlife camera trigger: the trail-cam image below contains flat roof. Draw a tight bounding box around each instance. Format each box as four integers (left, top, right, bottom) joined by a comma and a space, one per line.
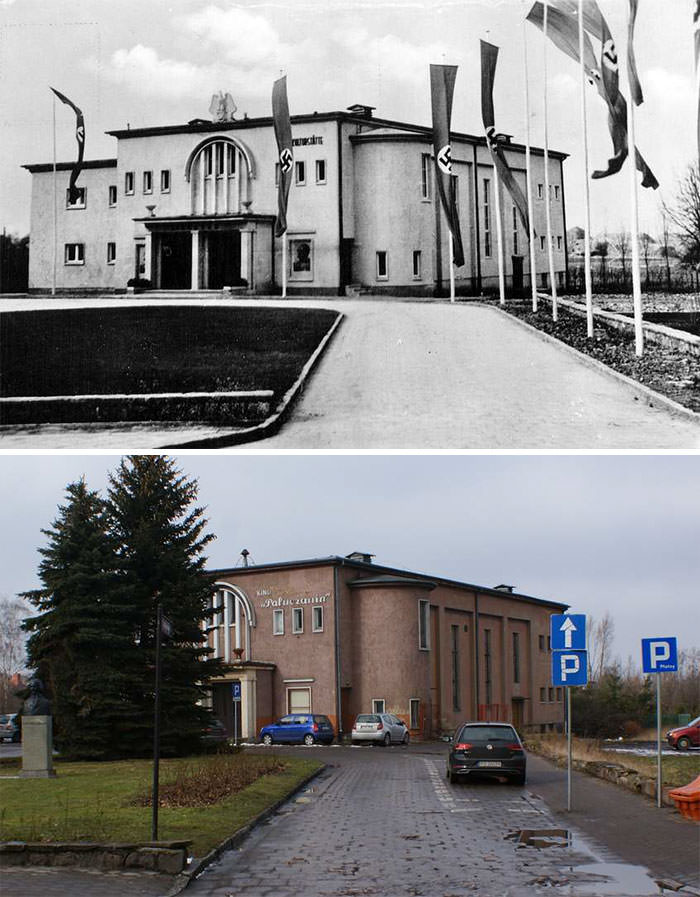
22, 158, 117, 174
210, 554, 569, 611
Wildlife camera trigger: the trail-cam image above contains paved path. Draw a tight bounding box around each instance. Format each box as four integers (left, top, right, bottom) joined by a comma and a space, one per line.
1, 297, 699, 449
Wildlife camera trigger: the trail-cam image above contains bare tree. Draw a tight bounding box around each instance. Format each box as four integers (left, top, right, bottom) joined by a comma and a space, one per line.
639, 233, 655, 287
0, 595, 30, 712
663, 162, 700, 266
611, 230, 631, 290
658, 209, 674, 291
586, 612, 616, 681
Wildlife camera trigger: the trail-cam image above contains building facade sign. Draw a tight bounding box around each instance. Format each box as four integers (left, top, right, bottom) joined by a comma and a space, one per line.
259, 593, 330, 609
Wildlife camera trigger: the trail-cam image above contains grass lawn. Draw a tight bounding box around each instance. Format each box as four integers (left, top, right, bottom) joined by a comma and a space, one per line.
0, 753, 322, 856
0, 306, 339, 398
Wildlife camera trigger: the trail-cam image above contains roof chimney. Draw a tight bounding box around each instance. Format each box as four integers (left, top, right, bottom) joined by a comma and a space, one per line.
241, 549, 250, 567
494, 583, 515, 593
346, 551, 375, 564
346, 104, 375, 118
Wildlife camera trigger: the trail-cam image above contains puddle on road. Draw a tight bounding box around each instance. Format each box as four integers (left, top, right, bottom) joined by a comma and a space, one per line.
505, 828, 572, 849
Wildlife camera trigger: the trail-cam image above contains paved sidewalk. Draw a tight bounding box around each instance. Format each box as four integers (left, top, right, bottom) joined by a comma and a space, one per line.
1, 297, 699, 449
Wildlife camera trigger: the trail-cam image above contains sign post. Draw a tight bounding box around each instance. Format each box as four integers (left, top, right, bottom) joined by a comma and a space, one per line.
232, 681, 241, 746
551, 614, 587, 812
642, 637, 678, 808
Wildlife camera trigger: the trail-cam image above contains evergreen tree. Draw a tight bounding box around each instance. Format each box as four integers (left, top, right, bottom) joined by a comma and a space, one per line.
22, 479, 142, 759
106, 456, 220, 757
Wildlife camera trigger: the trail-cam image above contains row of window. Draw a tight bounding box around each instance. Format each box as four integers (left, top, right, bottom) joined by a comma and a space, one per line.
123, 169, 171, 198
420, 153, 561, 204
64, 242, 115, 266
371, 698, 422, 729
275, 158, 326, 187
540, 687, 564, 703
272, 605, 324, 635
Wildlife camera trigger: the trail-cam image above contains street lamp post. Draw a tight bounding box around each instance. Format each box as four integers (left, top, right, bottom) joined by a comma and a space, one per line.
151, 601, 163, 842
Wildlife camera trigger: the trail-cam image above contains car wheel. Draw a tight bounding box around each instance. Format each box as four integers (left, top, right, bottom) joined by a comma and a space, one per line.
383, 733, 391, 747
303, 734, 315, 746
402, 732, 410, 745
261, 734, 273, 745
677, 737, 691, 751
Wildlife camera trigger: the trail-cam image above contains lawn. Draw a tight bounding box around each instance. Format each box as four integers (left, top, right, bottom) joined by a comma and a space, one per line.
0, 305, 339, 398
0, 753, 322, 856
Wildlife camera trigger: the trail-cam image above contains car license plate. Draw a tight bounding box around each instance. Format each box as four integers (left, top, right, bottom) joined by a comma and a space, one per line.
478, 761, 502, 768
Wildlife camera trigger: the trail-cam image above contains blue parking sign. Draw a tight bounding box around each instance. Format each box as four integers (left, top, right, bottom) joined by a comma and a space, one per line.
641, 638, 678, 673
551, 614, 587, 651
231, 682, 241, 701
552, 651, 588, 686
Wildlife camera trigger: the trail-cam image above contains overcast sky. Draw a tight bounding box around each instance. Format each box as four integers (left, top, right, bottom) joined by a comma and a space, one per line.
0, 0, 695, 239
1, 452, 697, 670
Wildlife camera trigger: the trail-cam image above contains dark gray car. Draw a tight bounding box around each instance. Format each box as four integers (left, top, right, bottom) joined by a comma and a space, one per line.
447, 722, 526, 785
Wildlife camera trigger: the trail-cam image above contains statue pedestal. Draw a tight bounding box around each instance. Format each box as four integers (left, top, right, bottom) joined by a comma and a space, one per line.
21, 716, 56, 778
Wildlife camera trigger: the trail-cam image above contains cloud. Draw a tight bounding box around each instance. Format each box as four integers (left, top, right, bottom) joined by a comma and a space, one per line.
177, 5, 285, 67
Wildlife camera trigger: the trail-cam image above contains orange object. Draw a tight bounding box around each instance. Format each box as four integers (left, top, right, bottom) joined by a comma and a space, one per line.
668, 775, 700, 822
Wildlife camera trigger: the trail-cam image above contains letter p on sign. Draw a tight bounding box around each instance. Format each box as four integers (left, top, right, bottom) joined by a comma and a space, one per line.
552, 650, 588, 686
642, 637, 678, 673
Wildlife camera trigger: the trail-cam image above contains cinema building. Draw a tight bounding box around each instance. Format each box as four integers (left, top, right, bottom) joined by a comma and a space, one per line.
23, 102, 568, 296
205, 552, 568, 741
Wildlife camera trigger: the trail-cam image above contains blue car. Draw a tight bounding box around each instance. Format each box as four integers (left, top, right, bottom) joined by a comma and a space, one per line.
259, 713, 335, 746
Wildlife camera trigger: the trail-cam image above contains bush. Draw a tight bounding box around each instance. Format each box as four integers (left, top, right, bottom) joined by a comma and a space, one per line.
126, 277, 152, 289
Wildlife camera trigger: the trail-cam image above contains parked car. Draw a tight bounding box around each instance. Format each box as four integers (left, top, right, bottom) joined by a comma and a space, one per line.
351, 712, 410, 746
201, 718, 229, 746
0, 713, 20, 743
259, 713, 335, 746
446, 722, 526, 785
666, 716, 700, 751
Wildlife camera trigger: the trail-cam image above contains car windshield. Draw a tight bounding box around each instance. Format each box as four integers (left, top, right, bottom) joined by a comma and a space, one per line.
458, 726, 517, 742
356, 714, 380, 723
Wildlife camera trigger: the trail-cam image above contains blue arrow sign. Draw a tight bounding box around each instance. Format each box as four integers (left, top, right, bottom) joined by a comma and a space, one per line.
552, 651, 588, 686
641, 638, 678, 673
231, 682, 242, 701
551, 614, 587, 651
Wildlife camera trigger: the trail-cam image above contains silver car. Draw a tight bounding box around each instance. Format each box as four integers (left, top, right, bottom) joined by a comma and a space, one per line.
351, 712, 410, 746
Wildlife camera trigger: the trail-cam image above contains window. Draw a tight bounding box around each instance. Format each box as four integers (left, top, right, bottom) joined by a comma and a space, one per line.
376, 250, 388, 280
483, 178, 492, 257
312, 605, 324, 632
287, 687, 311, 714
227, 144, 236, 175
557, 270, 565, 287
107, 242, 116, 265
484, 629, 492, 705
548, 687, 555, 702
215, 143, 225, 176
412, 250, 422, 280
540, 687, 547, 702
292, 607, 303, 633
540, 272, 549, 287
372, 699, 385, 714
421, 153, 431, 200
135, 242, 146, 277
537, 183, 544, 199
540, 235, 546, 251
160, 169, 171, 193
418, 599, 430, 650
547, 635, 551, 651
204, 146, 213, 177
513, 632, 520, 684
539, 634, 545, 651
143, 170, 153, 194
557, 236, 563, 251
273, 609, 284, 635
556, 687, 563, 701
64, 243, 84, 265
554, 184, 560, 200
295, 160, 306, 185
289, 239, 313, 281
66, 186, 86, 209
410, 698, 421, 730
451, 624, 460, 712
512, 206, 519, 256
125, 171, 135, 194
108, 185, 117, 207
315, 159, 326, 184
274, 162, 280, 187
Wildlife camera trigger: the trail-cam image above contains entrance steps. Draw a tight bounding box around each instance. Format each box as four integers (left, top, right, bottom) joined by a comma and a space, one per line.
345, 283, 372, 298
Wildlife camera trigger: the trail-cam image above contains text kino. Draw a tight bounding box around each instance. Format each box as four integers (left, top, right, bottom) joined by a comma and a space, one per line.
260, 594, 329, 609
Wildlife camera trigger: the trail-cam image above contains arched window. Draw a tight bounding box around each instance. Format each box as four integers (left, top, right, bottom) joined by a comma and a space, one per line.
207, 582, 257, 662
185, 137, 255, 216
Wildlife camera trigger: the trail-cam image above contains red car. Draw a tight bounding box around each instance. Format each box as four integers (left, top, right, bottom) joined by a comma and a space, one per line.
666, 716, 700, 751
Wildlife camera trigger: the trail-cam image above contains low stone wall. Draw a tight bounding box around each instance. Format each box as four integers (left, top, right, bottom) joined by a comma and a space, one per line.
0, 839, 191, 873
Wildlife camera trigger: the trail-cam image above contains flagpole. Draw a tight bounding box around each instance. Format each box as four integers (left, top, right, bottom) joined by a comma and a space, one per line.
542, 0, 558, 321
578, 0, 594, 338
626, 13, 643, 357
52, 92, 57, 297
282, 235, 287, 298
449, 232, 455, 302
522, 6, 538, 312
493, 169, 506, 305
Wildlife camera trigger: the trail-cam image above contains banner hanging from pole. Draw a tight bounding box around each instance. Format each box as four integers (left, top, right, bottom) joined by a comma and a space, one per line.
50, 87, 85, 205
429, 64, 465, 268
272, 76, 293, 238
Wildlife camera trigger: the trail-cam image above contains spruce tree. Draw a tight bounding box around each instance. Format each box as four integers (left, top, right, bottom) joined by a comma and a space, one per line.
106, 455, 220, 756
22, 479, 142, 759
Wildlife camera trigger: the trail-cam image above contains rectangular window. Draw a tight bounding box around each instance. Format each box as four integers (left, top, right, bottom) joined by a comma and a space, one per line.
547, 635, 551, 651
421, 153, 431, 200
143, 170, 153, 194
295, 160, 306, 185
160, 169, 171, 193
557, 236, 563, 250
315, 159, 326, 184
484, 630, 492, 706
107, 242, 116, 265
548, 687, 555, 702
451, 624, 460, 712
312, 605, 323, 632
66, 186, 86, 209
289, 238, 313, 281
275, 162, 280, 187
557, 270, 565, 287
108, 185, 117, 207
554, 184, 560, 200
539, 634, 545, 651
215, 143, 225, 176
537, 183, 544, 199
292, 607, 303, 634
540, 687, 547, 702
372, 699, 385, 714
273, 609, 284, 635
204, 146, 213, 177
227, 144, 236, 176
418, 599, 430, 650
64, 243, 84, 265
412, 250, 422, 280
483, 178, 492, 257
376, 250, 388, 280
410, 698, 420, 729
540, 235, 546, 251
540, 272, 549, 287
287, 687, 311, 714
512, 206, 519, 256
125, 171, 135, 195
513, 632, 520, 684
135, 242, 146, 277
556, 687, 563, 701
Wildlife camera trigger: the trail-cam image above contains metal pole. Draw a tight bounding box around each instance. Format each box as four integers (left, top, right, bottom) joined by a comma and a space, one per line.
151, 603, 162, 842
542, 0, 559, 320
282, 234, 287, 298
567, 686, 572, 811
522, 6, 538, 312
448, 232, 455, 302
234, 692, 239, 746
626, 67, 643, 356
578, 0, 594, 337
52, 94, 57, 297
493, 168, 506, 306
656, 674, 662, 808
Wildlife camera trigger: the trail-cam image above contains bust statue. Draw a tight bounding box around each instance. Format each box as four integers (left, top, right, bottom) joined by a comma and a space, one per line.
23, 677, 52, 716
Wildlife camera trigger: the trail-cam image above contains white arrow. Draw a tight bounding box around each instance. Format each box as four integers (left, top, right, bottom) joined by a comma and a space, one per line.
560, 617, 577, 649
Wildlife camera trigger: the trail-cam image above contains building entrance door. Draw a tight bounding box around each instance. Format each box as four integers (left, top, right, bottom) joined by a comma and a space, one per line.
212, 681, 241, 738
159, 233, 192, 289
511, 256, 524, 296
511, 697, 525, 730
206, 230, 241, 289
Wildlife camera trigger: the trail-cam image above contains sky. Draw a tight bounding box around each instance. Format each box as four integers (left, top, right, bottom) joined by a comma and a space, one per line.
0, 0, 696, 239
1, 452, 698, 671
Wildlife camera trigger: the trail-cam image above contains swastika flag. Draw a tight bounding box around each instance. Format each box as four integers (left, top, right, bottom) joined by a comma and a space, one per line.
50, 87, 85, 205
429, 64, 464, 268
272, 76, 293, 237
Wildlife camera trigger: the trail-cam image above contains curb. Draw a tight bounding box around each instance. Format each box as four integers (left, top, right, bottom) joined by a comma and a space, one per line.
158, 311, 344, 449
486, 302, 700, 425
164, 763, 327, 896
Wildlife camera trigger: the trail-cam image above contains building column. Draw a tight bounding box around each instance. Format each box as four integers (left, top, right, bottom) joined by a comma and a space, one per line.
191, 230, 200, 290
240, 228, 253, 289
223, 591, 231, 663
145, 233, 152, 282
239, 671, 257, 740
